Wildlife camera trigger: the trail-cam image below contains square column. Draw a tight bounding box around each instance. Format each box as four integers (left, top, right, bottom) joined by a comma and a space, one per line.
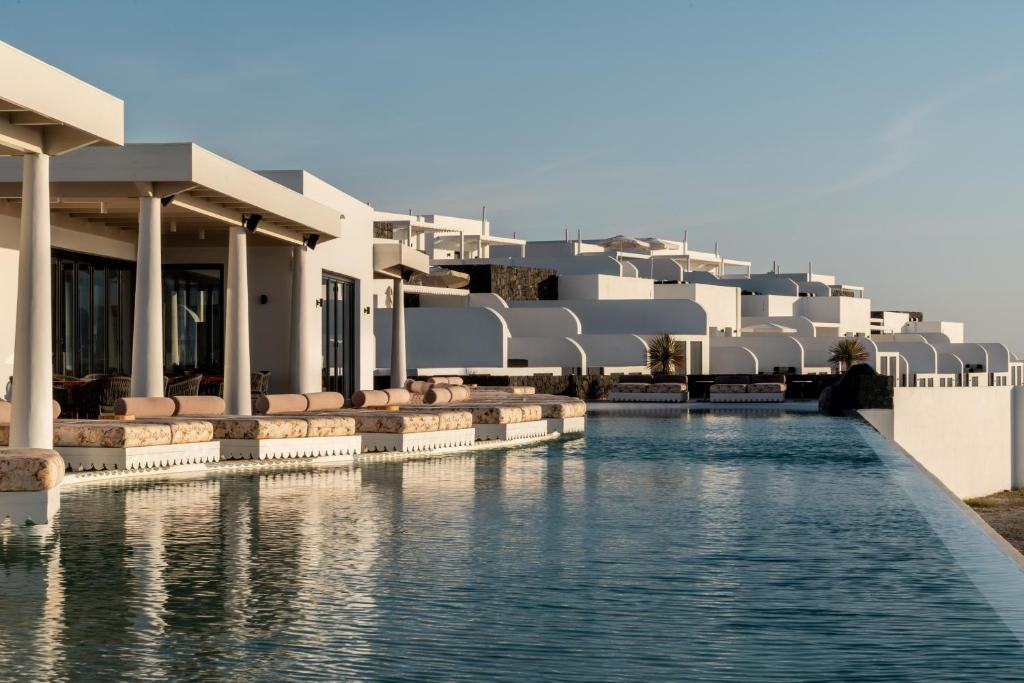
10, 154, 53, 449
224, 226, 252, 415
131, 196, 165, 397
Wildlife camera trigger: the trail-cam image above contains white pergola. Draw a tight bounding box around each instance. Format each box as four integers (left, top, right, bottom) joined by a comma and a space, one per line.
0, 142, 343, 415
0, 41, 124, 449
373, 242, 430, 388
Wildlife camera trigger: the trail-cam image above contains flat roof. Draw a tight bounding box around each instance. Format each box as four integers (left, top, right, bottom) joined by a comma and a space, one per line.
0, 143, 341, 245
0, 41, 123, 155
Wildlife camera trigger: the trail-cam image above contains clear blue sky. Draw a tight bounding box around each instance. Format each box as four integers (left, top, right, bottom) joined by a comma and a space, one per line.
4, 1, 1023, 350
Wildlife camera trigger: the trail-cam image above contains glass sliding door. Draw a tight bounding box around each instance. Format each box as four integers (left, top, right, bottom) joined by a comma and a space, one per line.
321, 272, 356, 399
51, 250, 135, 379
161, 265, 224, 375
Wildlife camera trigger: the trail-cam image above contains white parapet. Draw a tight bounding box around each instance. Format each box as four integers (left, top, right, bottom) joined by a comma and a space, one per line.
360, 428, 476, 453
547, 416, 586, 434
475, 420, 551, 442
220, 435, 362, 461
58, 441, 221, 472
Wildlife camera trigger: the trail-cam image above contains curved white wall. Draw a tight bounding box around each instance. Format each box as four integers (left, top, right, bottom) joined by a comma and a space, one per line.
509, 336, 585, 371
711, 336, 805, 373
501, 307, 582, 336
711, 345, 759, 374
513, 299, 708, 336
375, 307, 508, 370
575, 334, 649, 369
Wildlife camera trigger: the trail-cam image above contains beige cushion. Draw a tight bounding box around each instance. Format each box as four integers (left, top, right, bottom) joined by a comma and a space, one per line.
211, 417, 309, 440
428, 376, 463, 386
0, 448, 64, 491
302, 415, 356, 437
256, 394, 309, 415
173, 395, 225, 417
0, 400, 63, 423
405, 380, 434, 395
55, 421, 174, 448
115, 397, 176, 418
352, 390, 388, 408
425, 386, 453, 405
304, 392, 344, 412
448, 385, 471, 402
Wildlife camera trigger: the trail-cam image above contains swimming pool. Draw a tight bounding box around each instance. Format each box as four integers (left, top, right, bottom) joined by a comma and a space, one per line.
2, 413, 1024, 681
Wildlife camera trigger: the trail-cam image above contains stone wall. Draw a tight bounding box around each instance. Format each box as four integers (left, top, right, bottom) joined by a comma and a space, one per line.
448, 264, 558, 301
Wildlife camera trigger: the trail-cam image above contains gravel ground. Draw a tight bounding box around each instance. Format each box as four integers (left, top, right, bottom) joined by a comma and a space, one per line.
967, 490, 1024, 554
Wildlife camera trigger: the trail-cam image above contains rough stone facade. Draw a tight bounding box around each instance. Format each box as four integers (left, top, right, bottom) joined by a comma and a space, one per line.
448, 265, 558, 301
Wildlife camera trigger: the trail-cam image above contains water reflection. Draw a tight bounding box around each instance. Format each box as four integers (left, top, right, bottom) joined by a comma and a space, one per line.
3, 419, 1024, 681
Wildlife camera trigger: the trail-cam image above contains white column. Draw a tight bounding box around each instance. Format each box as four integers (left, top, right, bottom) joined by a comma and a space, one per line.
289, 245, 317, 393
131, 196, 164, 397
169, 290, 180, 367
390, 277, 406, 388
11, 153, 53, 449
224, 226, 252, 415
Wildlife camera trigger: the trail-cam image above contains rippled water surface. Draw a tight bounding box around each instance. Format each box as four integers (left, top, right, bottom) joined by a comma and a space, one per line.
3, 413, 1024, 681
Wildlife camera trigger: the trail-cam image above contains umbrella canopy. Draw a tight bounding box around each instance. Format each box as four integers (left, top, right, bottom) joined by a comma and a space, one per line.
597, 234, 650, 251
640, 237, 683, 251
741, 322, 799, 335
419, 268, 471, 289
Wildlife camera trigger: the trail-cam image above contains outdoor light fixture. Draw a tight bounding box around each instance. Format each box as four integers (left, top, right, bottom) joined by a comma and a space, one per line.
244, 213, 262, 233
303, 233, 320, 250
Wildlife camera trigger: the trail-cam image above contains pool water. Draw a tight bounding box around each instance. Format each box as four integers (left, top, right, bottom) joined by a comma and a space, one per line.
3, 413, 1024, 681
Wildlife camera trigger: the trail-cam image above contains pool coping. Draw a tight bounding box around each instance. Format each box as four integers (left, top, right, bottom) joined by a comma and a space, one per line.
854, 414, 1024, 571
855, 417, 1024, 647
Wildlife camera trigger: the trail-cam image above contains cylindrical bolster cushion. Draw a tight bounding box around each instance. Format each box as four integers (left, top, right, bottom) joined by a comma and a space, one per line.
256, 394, 309, 415
447, 385, 471, 402
173, 395, 225, 417
0, 401, 62, 422
428, 376, 463, 386
304, 391, 344, 412
115, 397, 176, 418
352, 390, 388, 408
424, 387, 453, 404
406, 380, 434, 395
383, 388, 411, 406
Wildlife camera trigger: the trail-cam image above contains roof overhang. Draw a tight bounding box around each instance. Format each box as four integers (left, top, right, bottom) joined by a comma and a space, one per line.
373, 242, 430, 279
0, 41, 124, 156
0, 143, 341, 246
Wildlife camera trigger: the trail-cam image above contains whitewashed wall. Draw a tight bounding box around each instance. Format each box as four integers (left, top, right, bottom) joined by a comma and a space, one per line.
862, 387, 1016, 499
558, 274, 653, 300
711, 345, 759, 374
375, 307, 508, 371
654, 282, 741, 334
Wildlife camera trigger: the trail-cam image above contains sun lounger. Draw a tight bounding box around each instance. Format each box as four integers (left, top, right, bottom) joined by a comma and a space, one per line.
709, 375, 787, 403
608, 375, 689, 403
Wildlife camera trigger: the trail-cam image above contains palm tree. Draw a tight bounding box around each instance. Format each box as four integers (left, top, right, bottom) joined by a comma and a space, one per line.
647, 333, 685, 375
828, 338, 869, 373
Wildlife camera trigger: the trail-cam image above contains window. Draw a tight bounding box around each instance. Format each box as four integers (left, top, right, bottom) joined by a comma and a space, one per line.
162, 266, 224, 374
52, 250, 135, 378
